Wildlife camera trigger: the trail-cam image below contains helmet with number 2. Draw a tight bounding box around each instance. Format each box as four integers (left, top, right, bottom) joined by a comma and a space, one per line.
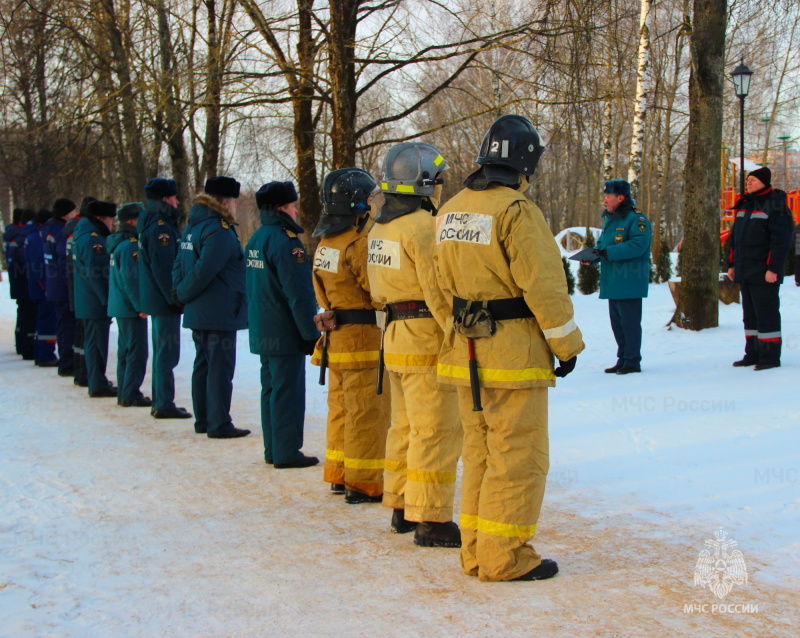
475, 114, 545, 176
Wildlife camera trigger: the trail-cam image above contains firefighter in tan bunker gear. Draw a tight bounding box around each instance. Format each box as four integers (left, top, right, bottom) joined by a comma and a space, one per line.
434, 115, 584, 581
311, 168, 391, 504
367, 142, 463, 548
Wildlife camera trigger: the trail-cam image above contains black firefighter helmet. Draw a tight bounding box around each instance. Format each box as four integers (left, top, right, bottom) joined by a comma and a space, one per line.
472, 114, 546, 186
313, 168, 377, 237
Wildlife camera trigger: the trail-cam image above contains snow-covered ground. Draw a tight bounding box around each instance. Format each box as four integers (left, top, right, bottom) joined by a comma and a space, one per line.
1, 273, 798, 637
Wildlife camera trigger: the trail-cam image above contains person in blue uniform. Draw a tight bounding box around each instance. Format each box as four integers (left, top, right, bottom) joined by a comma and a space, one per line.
592, 179, 651, 375
245, 181, 319, 468
109, 203, 151, 407
73, 200, 118, 397
173, 177, 249, 439
65, 197, 97, 387
24, 208, 59, 367
43, 198, 79, 377
138, 177, 192, 419
4, 208, 36, 357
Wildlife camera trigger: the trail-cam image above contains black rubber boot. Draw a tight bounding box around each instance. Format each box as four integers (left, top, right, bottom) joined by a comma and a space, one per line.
413, 521, 461, 548
344, 489, 382, 504
733, 336, 759, 367
391, 509, 417, 534
330, 483, 345, 494
512, 558, 559, 581
754, 339, 781, 370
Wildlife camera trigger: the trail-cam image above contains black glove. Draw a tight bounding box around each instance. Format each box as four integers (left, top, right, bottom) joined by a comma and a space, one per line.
554, 355, 577, 378
593, 248, 607, 259
304, 339, 318, 356
170, 289, 184, 312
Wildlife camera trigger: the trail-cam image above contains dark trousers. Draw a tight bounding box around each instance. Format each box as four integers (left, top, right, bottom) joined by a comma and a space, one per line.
55, 301, 75, 373
117, 316, 149, 403
34, 299, 58, 363
73, 319, 87, 384
740, 282, 781, 338
191, 329, 237, 435
84, 317, 112, 393
608, 298, 643, 367
17, 298, 37, 359
151, 314, 181, 410
259, 354, 306, 464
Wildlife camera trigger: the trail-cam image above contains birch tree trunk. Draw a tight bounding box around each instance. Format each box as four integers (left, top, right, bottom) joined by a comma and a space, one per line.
602, 100, 614, 182
678, 0, 727, 330
627, 0, 652, 201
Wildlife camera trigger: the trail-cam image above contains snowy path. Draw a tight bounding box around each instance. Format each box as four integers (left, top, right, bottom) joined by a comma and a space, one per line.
1, 276, 798, 637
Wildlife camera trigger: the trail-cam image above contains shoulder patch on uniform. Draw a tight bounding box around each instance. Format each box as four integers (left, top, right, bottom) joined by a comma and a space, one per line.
132, 251, 139, 263
158, 233, 170, 247
368, 237, 401, 269
638, 222, 647, 233
614, 233, 624, 244
435, 211, 493, 246
92, 242, 105, 254
638, 216, 646, 221
157, 219, 165, 226
284, 228, 297, 238
314, 245, 340, 273
291, 246, 306, 263
221, 220, 230, 230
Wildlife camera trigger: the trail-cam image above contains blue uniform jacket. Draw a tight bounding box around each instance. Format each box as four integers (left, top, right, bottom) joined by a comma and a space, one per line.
108, 227, 142, 318
173, 194, 247, 331
245, 209, 319, 355
42, 217, 69, 304
72, 216, 111, 319
726, 187, 794, 285
63, 216, 82, 312
3, 223, 26, 299
138, 200, 182, 316
596, 200, 652, 300
23, 223, 47, 302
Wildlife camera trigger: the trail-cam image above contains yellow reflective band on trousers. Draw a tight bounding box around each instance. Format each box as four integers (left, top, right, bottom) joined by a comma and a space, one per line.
438, 362, 555, 383
324, 350, 380, 364
382, 369, 462, 522
323, 367, 390, 496
384, 352, 438, 368
459, 514, 537, 539
457, 385, 550, 582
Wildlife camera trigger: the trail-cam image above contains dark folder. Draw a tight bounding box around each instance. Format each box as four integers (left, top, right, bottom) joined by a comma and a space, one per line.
568, 247, 600, 263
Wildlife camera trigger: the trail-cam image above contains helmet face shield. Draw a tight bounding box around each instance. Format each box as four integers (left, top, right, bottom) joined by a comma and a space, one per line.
314, 168, 377, 237
475, 114, 545, 176
380, 142, 449, 197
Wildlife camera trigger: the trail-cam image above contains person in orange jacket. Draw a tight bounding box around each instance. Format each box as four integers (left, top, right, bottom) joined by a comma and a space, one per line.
310, 168, 390, 503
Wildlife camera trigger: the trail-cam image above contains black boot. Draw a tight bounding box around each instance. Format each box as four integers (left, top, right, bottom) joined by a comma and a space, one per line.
391, 509, 417, 534
754, 339, 781, 370
274, 454, 319, 469
413, 521, 461, 548
330, 483, 345, 494
344, 489, 382, 504
733, 335, 759, 367
604, 362, 623, 374
512, 558, 559, 581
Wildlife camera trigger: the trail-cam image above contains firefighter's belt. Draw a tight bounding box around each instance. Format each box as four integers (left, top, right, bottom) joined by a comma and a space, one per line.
452, 296, 533, 321
386, 300, 432, 321
334, 309, 377, 325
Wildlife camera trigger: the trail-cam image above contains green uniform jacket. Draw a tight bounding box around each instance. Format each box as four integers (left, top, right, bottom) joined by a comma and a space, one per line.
596, 200, 651, 300
72, 216, 111, 320
245, 209, 319, 355
172, 194, 247, 331
108, 227, 142, 318
138, 200, 182, 316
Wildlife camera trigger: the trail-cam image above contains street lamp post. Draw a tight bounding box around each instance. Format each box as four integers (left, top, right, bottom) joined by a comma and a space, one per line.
731, 62, 754, 197
778, 135, 791, 190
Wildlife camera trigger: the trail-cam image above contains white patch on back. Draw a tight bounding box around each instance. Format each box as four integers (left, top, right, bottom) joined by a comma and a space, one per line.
314, 245, 340, 273
436, 212, 493, 245
367, 238, 401, 269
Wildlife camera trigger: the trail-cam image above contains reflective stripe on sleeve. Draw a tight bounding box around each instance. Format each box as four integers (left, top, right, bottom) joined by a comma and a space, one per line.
460, 514, 537, 538
438, 363, 555, 382
542, 318, 577, 340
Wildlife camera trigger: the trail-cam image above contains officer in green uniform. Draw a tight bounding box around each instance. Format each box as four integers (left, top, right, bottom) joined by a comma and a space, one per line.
173, 177, 250, 439
72, 200, 117, 397
245, 181, 320, 468
138, 178, 192, 419
108, 203, 151, 407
